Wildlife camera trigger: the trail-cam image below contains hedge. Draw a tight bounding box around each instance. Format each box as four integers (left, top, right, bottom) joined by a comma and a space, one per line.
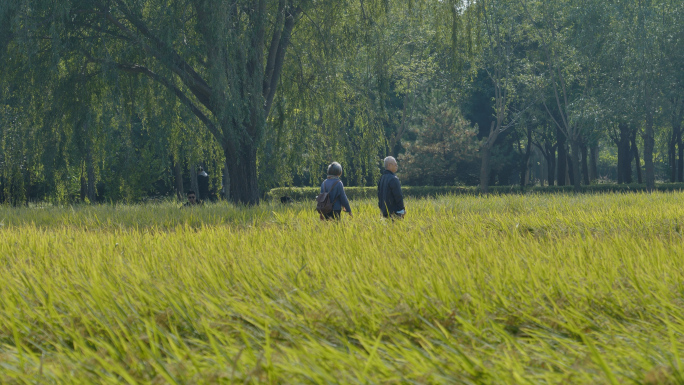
267, 183, 684, 201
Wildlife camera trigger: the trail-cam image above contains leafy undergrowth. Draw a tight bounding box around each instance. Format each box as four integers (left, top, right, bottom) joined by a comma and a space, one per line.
1, 192, 684, 383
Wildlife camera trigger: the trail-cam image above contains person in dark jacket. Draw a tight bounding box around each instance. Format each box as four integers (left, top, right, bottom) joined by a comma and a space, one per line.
320, 162, 353, 220
378, 156, 406, 218
197, 166, 209, 202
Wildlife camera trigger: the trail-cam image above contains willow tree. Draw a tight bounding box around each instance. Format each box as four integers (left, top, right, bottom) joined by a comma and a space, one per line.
0, 1, 52, 205
7, 0, 328, 204
259, 0, 441, 190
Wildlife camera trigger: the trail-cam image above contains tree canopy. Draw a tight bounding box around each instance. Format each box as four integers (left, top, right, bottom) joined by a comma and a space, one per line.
0, 0, 681, 204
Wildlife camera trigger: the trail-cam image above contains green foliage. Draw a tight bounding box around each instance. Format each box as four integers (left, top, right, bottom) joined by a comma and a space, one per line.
0, 0, 682, 203
399, 93, 479, 185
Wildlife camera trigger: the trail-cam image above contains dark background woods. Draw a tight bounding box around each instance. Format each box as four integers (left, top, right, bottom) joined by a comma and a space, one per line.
0, 0, 681, 204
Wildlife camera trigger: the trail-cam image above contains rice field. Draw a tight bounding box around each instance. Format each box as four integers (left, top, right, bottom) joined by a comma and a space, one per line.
1, 192, 684, 384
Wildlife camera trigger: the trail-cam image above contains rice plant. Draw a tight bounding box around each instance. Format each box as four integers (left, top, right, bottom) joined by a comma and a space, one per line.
1, 192, 683, 383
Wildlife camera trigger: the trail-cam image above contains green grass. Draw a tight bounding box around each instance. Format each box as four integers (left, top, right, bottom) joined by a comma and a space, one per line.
1, 193, 684, 383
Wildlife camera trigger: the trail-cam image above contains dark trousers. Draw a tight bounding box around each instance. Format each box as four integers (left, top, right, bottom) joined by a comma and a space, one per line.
382, 212, 403, 219
323, 210, 342, 220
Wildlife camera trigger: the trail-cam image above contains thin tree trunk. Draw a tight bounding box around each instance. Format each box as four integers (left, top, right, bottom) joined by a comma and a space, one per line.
539, 148, 546, 186
479, 122, 498, 194
80, 162, 87, 202
643, 111, 655, 191
86, 147, 96, 203
616, 138, 624, 184
617, 123, 632, 184
675, 104, 684, 182
589, 144, 599, 182
632, 130, 643, 184
570, 140, 581, 191
635, 148, 643, 184
547, 152, 556, 187
480, 145, 493, 193
669, 125, 678, 182
566, 145, 573, 186
25, 168, 30, 206
190, 164, 199, 197
391, 93, 413, 158
678, 129, 684, 182
557, 129, 567, 186
580, 141, 590, 185
546, 142, 556, 186
173, 157, 184, 201
520, 126, 532, 189
222, 156, 230, 201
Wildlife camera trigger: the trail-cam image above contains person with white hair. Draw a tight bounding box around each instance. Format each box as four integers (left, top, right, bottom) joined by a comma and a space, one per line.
377, 156, 406, 218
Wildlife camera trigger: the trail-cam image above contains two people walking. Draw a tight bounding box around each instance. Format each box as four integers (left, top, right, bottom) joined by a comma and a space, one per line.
318, 156, 405, 220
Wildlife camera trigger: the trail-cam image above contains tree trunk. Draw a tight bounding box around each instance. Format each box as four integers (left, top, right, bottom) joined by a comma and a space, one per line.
391, 93, 413, 158
222, 156, 230, 201
173, 157, 184, 201
617, 123, 632, 184
589, 144, 599, 183
479, 122, 500, 194
566, 145, 573, 186
86, 147, 96, 203
643, 111, 655, 191
616, 138, 624, 184
190, 164, 199, 197
570, 139, 581, 192
580, 141, 590, 185
675, 104, 684, 182
520, 126, 532, 189
80, 163, 87, 202
669, 124, 678, 182
678, 129, 684, 182
24, 168, 30, 206
480, 145, 493, 193
225, 145, 259, 205
557, 129, 567, 186
546, 142, 556, 186
635, 147, 643, 184
547, 152, 556, 187
631, 130, 642, 184
538, 147, 546, 186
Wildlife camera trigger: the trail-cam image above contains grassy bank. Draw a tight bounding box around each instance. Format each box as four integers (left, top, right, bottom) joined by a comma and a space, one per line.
1, 193, 684, 383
